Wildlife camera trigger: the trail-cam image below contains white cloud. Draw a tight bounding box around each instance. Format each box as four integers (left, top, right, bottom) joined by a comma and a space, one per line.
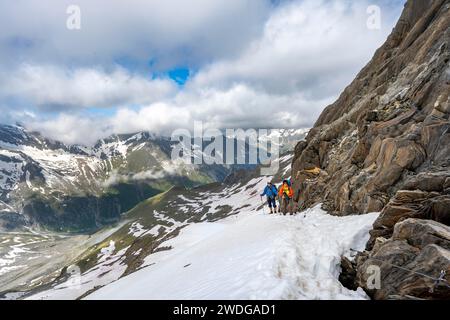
191, 0, 399, 98
25, 84, 332, 145
25, 114, 111, 145
2, 64, 176, 110
0, 0, 271, 68
1, 0, 405, 145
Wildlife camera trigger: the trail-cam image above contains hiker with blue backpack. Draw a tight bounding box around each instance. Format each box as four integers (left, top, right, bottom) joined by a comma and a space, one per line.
260, 182, 278, 214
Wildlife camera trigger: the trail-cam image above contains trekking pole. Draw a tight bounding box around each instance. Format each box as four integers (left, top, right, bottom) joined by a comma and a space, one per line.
260, 196, 266, 215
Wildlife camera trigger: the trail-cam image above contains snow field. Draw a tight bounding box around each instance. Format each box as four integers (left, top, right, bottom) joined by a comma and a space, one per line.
86, 206, 378, 300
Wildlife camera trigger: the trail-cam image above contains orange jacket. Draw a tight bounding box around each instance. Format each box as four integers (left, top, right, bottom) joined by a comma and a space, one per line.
278, 184, 294, 199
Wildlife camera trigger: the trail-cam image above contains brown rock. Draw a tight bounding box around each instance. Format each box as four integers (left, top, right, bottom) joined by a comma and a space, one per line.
358, 219, 450, 300
365, 194, 386, 213
430, 196, 450, 226
357, 240, 419, 299
373, 205, 417, 229
339, 256, 358, 291
403, 172, 449, 192
444, 177, 450, 190
289, 0, 450, 299
369, 190, 440, 247
393, 218, 450, 250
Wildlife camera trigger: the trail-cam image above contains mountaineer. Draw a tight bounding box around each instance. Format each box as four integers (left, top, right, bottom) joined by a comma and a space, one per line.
278, 180, 294, 215
260, 182, 278, 214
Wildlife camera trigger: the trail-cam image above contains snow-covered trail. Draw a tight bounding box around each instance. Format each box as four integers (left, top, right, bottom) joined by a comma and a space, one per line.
87, 206, 378, 300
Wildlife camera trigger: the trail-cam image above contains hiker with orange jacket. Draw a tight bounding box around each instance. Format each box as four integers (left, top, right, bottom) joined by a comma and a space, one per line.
278, 180, 294, 215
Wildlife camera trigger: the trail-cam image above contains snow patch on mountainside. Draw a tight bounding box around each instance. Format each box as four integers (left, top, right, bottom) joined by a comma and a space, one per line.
86, 206, 378, 300
28, 246, 129, 300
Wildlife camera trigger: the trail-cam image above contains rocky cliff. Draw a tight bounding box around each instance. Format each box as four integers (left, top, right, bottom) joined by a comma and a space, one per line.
292, 0, 450, 299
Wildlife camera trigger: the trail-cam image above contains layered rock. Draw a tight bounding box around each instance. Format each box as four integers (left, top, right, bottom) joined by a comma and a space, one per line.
291, 0, 450, 298
356, 219, 450, 299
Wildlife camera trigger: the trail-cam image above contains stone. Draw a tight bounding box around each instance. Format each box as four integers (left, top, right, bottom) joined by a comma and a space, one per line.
403, 172, 448, 192
444, 177, 450, 190
430, 196, 450, 226
368, 190, 440, 247
366, 110, 379, 122
393, 218, 450, 250
339, 256, 358, 291
357, 219, 450, 300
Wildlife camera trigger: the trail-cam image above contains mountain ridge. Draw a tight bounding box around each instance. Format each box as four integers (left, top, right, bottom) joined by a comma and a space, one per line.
0, 125, 217, 232
0, 124, 307, 232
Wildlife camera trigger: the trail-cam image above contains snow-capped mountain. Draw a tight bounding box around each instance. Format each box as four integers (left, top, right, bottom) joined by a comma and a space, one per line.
0, 129, 316, 299
0, 125, 308, 232
0, 125, 218, 232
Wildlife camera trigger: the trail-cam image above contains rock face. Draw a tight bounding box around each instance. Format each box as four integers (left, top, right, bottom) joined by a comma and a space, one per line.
356, 219, 450, 299
291, 0, 450, 299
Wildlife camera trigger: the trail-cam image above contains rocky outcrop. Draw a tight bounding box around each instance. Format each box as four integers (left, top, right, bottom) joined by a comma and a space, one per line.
293, 0, 450, 215
367, 189, 450, 249
356, 219, 450, 300
292, 0, 450, 299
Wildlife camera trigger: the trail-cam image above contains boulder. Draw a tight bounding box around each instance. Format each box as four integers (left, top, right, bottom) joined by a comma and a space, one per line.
339, 256, 358, 291
444, 177, 450, 190
430, 196, 450, 226
357, 219, 450, 300
393, 219, 450, 250
373, 190, 434, 228
367, 190, 444, 249
403, 172, 449, 192
357, 240, 419, 299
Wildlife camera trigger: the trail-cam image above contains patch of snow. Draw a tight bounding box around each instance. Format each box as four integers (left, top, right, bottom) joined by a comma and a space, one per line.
27, 245, 130, 300
98, 241, 116, 263
128, 222, 147, 238
144, 225, 163, 237
85, 205, 378, 300
0, 291, 27, 300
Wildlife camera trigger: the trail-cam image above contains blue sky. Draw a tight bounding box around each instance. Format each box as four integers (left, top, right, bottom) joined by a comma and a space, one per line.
0, 0, 406, 144
167, 68, 191, 85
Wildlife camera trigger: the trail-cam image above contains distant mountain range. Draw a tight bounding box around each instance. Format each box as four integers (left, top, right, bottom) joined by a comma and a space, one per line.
0, 124, 307, 232
0, 125, 305, 299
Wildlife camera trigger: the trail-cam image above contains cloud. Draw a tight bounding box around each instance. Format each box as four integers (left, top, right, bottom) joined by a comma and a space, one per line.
25, 114, 111, 145
0, 0, 271, 69
101, 170, 168, 188
191, 0, 401, 98
24, 84, 333, 145
1, 0, 406, 145
1, 64, 176, 110
102, 161, 189, 187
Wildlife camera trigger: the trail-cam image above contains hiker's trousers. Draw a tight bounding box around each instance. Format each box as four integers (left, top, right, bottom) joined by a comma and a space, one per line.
267, 197, 277, 208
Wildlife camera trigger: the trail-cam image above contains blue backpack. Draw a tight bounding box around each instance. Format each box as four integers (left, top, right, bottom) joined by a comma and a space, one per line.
262, 185, 277, 198
270, 185, 278, 197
